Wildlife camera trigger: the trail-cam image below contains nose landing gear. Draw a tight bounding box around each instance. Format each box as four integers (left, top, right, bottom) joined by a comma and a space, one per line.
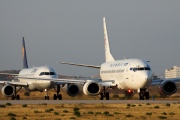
44, 85, 63, 100
138, 89, 149, 100
44, 89, 49, 100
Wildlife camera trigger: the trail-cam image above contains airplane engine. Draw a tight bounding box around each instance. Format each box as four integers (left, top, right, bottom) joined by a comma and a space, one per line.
1, 85, 14, 97
159, 80, 177, 95
124, 89, 135, 98
67, 84, 79, 97
83, 81, 101, 96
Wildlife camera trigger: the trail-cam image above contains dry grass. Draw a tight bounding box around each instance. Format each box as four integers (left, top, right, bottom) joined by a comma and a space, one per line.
0, 87, 180, 119
0, 102, 180, 120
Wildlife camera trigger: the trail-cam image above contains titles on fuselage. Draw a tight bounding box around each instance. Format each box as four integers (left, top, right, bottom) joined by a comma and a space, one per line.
109, 63, 128, 67
101, 69, 125, 74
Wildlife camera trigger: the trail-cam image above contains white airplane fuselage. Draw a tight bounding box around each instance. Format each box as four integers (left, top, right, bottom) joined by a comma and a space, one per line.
100, 59, 153, 90
16, 66, 58, 91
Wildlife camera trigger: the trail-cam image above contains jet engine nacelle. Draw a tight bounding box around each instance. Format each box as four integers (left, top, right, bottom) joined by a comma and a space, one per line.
1, 85, 14, 97
159, 80, 177, 95
124, 89, 135, 98
83, 81, 101, 96
67, 84, 79, 97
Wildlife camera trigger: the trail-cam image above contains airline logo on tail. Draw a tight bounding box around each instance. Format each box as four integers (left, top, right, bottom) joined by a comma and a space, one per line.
22, 37, 28, 68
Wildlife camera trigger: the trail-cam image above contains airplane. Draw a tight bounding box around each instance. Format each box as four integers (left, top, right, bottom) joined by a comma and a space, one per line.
59, 17, 180, 100
0, 37, 85, 100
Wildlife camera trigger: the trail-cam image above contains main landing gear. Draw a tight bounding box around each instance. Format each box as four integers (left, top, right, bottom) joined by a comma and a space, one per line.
11, 86, 22, 100
53, 85, 62, 100
44, 85, 62, 100
100, 87, 110, 100
139, 89, 149, 100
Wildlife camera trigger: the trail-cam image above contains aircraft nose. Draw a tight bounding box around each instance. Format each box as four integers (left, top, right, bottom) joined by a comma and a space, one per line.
139, 72, 152, 87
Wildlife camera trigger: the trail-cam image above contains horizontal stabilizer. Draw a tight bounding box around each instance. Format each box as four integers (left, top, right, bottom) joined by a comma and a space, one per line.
59, 62, 101, 69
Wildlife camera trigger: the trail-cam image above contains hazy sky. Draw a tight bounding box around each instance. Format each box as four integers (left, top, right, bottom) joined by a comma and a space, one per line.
0, 1, 180, 77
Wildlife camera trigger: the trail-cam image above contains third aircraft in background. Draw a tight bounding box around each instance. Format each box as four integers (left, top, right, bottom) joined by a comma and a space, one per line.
59, 17, 180, 100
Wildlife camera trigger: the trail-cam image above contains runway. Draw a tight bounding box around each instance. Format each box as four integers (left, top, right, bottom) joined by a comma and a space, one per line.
0, 100, 180, 104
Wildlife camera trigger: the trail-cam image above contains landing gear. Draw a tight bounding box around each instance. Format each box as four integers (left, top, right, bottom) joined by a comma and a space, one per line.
11, 86, 22, 100
138, 89, 149, 100
45, 96, 49, 100
145, 92, 149, 99
53, 85, 62, 100
99, 87, 110, 100
54, 94, 62, 100
44, 89, 49, 100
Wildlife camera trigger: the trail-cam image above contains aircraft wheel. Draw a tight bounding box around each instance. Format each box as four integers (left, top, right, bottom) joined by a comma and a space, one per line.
45, 96, 49, 100
139, 92, 144, 100
139, 94, 142, 100
16, 94, 20, 100
105, 92, 109, 100
100, 93, 103, 100
11, 95, 15, 100
145, 92, 149, 100
58, 94, 62, 100
54, 94, 57, 100
47, 96, 49, 100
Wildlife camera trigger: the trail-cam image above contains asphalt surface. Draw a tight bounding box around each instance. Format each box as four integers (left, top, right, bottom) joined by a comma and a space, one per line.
0, 100, 180, 104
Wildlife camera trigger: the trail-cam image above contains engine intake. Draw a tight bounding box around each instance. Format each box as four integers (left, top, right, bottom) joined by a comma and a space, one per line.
67, 84, 79, 97
83, 81, 101, 96
1, 85, 14, 97
159, 80, 177, 95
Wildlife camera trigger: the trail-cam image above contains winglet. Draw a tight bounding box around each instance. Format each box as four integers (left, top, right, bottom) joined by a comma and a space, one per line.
103, 17, 114, 62
22, 37, 28, 68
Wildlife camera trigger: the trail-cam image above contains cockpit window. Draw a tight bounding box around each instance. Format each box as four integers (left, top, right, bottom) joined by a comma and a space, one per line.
39, 72, 56, 76
50, 72, 56, 75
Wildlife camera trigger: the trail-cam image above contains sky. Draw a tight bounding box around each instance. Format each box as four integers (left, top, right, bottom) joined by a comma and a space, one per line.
0, 1, 180, 77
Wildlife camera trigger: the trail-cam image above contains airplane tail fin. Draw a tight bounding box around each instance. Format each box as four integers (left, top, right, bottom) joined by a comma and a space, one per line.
103, 17, 114, 62
22, 37, 28, 68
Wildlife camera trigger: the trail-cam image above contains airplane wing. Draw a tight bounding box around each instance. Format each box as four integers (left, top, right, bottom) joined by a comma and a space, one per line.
59, 62, 101, 69
0, 78, 83, 87
98, 80, 116, 87
15, 76, 116, 86
151, 78, 180, 86
0, 75, 115, 87
0, 81, 27, 86
16, 76, 86, 83
0, 73, 18, 76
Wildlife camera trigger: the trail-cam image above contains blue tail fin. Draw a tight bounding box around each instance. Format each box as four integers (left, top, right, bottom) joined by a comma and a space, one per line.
22, 37, 28, 68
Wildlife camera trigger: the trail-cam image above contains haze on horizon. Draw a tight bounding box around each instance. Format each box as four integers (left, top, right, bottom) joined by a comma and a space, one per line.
0, 1, 180, 77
